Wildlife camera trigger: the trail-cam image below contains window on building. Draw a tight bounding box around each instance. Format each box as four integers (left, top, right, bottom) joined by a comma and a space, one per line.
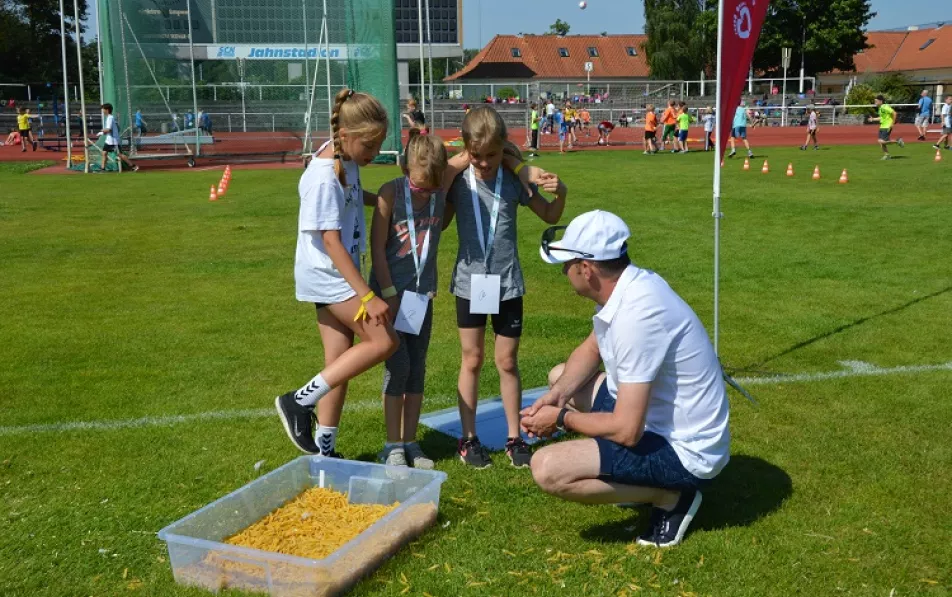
588, 47, 599, 57
626, 46, 637, 57
511, 48, 521, 58
919, 38, 936, 50
558, 47, 569, 58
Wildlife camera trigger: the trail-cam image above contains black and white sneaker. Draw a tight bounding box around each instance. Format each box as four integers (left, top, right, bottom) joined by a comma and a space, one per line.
458, 436, 492, 469
505, 437, 532, 468
636, 490, 703, 548
897, 138, 905, 149
275, 392, 319, 454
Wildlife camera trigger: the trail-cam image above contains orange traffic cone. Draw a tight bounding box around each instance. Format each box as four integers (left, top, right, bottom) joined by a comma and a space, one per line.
786, 162, 794, 177
812, 165, 821, 180
838, 169, 849, 184
761, 160, 769, 174
217, 183, 226, 197
209, 186, 218, 201
936, 149, 943, 162
743, 157, 750, 171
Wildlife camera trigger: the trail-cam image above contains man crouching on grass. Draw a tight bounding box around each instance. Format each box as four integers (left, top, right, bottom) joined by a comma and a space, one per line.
520, 210, 730, 548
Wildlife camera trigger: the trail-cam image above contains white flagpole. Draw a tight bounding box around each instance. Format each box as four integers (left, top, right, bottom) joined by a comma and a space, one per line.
712, 0, 726, 354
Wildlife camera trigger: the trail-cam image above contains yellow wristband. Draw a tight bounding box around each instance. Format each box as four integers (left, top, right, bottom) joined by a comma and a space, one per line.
381, 286, 397, 299
513, 162, 525, 176
353, 291, 376, 322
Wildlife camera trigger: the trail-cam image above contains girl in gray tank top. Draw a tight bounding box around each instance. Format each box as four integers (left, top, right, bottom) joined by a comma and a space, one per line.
370, 132, 451, 470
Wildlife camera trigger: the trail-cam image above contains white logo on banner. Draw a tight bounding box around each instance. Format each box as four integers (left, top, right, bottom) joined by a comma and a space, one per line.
733, 1, 753, 39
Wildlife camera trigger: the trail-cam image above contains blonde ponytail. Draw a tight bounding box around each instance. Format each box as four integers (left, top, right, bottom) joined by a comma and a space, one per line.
329, 88, 389, 186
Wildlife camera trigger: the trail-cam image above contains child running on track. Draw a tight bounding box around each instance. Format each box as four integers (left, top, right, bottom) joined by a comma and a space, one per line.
801, 106, 819, 151
556, 108, 568, 154
660, 100, 677, 151
580, 108, 591, 135
676, 102, 693, 153
275, 89, 400, 457
16, 108, 36, 152
446, 106, 568, 469
870, 94, 905, 160
702, 107, 715, 151
644, 105, 659, 154
934, 95, 951, 151
728, 99, 754, 159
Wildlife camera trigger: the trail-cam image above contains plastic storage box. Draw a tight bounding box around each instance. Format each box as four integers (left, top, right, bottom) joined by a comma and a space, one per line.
158, 456, 447, 596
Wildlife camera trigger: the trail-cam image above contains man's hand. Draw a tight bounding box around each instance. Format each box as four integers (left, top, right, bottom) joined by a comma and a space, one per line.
520, 405, 561, 438
521, 389, 562, 417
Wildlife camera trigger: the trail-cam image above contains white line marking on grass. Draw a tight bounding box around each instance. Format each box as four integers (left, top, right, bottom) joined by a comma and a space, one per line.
2, 362, 951, 436
0, 395, 456, 437
734, 362, 952, 386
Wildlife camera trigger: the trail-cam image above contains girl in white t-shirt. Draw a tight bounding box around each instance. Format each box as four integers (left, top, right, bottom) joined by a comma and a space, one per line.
275, 89, 399, 457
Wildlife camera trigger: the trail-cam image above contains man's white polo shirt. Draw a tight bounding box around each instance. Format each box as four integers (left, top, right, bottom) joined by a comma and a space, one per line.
593, 265, 730, 479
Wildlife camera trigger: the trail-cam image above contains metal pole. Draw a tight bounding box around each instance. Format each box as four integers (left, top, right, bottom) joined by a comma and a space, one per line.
58, 0, 72, 167
748, 65, 753, 94
185, 0, 201, 157
799, 22, 806, 94
117, 1, 134, 157
424, 0, 434, 107
303, 0, 310, 110
96, 7, 104, 109
416, 0, 426, 115
239, 60, 247, 132
712, 0, 725, 354
73, 0, 89, 173
323, 0, 332, 144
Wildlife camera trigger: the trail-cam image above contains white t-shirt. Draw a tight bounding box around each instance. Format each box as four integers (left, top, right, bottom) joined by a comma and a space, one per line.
942, 103, 951, 128
546, 103, 556, 116
104, 114, 119, 145
294, 149, 365, 304
592, 265, 730, 479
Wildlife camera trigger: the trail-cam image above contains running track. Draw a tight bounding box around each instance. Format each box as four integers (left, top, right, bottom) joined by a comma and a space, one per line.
5, 124, 930, 172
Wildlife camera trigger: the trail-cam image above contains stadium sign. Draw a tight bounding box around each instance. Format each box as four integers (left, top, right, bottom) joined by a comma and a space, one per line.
205, 45, 379, 60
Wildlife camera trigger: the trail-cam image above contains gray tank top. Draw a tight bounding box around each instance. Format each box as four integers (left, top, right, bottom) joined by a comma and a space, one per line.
372, 177, 445, 296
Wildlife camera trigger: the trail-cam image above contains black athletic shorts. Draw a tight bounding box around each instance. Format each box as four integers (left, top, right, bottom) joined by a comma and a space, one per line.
644, 130, 657, 140
104, 143, 118, 153
456, 295, 523, 338
878, 128, 891, 142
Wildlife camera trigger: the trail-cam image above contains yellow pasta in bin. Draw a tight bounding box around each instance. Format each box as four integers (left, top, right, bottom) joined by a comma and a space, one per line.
224, 487, 399, 559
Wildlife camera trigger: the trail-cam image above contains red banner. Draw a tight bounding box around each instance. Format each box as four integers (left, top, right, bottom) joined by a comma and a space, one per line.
718, 0, 770, 153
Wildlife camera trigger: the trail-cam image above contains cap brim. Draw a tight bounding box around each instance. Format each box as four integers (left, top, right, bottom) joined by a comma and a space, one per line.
539, 244, 577, 264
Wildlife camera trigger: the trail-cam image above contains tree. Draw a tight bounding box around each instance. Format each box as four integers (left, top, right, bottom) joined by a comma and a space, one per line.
642, 0, 713, 80
752, 0, 874, 77
549, 19, 570, 36
0, 0, 91, 93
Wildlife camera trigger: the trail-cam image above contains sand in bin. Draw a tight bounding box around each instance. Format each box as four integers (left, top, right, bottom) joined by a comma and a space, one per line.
176, 487, 438, 597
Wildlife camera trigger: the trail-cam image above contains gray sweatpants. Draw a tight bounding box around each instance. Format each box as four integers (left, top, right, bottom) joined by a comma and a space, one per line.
382, 300, 434, 396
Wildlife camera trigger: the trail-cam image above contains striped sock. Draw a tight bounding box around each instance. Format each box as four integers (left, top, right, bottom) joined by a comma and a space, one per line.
294, 373, 330, 407
317, 426, 338, 455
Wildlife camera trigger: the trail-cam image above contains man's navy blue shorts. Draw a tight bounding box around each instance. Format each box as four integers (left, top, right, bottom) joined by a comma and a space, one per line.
592, 380, 712, 491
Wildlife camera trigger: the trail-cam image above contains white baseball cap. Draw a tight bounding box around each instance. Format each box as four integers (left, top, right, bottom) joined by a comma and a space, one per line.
539, 210, 630, 264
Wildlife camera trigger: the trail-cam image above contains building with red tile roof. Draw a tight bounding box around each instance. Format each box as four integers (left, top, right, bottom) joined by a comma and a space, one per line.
445, 34, 650, 82
818, 25, 952, 94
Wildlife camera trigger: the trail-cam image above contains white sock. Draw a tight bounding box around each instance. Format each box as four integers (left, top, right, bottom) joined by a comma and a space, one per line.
317, 426, 338, 455
294, 373, 331, 407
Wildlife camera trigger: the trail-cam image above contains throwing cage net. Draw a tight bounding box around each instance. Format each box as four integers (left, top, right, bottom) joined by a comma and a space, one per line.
94, 0, 400, 169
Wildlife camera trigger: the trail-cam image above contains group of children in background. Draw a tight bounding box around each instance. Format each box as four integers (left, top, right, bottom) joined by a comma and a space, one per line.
640, 100, 713, 155
275, 89, 568, 471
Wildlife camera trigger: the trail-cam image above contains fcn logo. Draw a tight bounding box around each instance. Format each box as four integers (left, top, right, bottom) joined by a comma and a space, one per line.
217, 46, 236, 58
733, 1, 753, 39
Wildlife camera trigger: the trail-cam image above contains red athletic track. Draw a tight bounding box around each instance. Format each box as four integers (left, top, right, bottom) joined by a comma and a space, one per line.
6, 124, 928, 174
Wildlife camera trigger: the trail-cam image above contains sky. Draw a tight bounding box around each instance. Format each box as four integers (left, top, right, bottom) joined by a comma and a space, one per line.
86, 0, 949, 49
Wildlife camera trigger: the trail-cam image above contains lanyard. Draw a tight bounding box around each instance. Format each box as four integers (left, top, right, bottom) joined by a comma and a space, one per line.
403, 177, 436, 289
467, 165, 503, 266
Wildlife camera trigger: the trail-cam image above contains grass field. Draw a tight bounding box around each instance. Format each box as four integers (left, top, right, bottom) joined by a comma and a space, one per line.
1, 144, 950, 597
